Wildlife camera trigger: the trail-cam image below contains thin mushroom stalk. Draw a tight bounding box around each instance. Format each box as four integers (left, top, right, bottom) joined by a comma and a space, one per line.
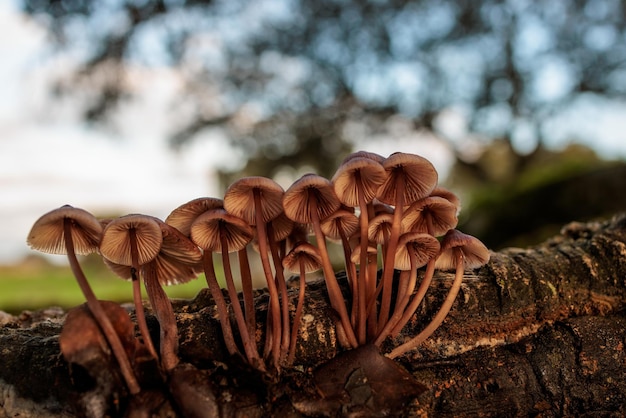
308, 196, 359, 348
64, 220, 142, 394
238, 248, 256, 339
128, 228, 159, 361
389, 259, 437, 337
201, 251, 241, 357
252, 192, 283, 367
266, 223, 291, 361
143, 261, 180, 371
387, 251, 464, 359
219, 233, 263, 369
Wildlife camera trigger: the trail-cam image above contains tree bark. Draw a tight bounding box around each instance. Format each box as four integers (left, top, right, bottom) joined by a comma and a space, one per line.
1, 213, 626, 417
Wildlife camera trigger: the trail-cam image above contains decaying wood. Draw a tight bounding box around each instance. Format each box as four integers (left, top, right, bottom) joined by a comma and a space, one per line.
1, 214, 626, 417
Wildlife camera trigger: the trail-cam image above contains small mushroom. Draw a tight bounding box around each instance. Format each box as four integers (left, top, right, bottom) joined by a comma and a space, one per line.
374, 232, 440, 346
401, 196, 458, 237
27, 205, 140, 394
388, 229, 489, 358
190, 208, 263, 370
283, 173, 358, 348
321, 209, 360, 332
332, 157, 387, 344
100, 214, 163, 362
375, 152, 438, 331
429, 186, 461, 211
282, 241, 322, 365
223, 176, 285, 367
165, 197, 225, 237
145, 220, 201, 372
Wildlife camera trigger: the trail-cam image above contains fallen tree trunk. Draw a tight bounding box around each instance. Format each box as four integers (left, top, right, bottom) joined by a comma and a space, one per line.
1, 213, 626, 417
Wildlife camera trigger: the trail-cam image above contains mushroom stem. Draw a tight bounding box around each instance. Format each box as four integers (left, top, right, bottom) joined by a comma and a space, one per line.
238, 248, 256, 340
374, 252, 417, 346
220, 233, 263, 369
63, 220, 141, 395
309, 196, 358, 348
253, 190, 283, 367
389, 258, 437, 337
337, 224, 358, 328
286, 258, 307, 366
365, 204, 379, 339
129, 228, 159, 361
356, 175, 369, 345
201, 251, 241, 357
378, 175, 406, 330
143, 262, 180, 372
387, 251, 464, 359
267, 224, 291, 361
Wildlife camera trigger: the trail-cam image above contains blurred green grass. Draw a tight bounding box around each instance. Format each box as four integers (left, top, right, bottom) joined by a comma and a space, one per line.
0, 254, 212, 314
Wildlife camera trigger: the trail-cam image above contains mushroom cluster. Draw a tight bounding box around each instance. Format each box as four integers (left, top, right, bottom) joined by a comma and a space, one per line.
26, 151, 489, 392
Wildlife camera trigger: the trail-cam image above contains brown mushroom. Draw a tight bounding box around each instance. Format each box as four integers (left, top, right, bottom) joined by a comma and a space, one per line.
374, 232, 440, 346
282, 241, 322, 365
283, 173, 358, 348
27, 205, 140, 394
190, 208, 263, 370
223, 176, 285, 367
165, 197, 225, 237
375, 152, 438, 330
100, 214, 163, 362
145, 220, 201, 371
332, 156, 387, 344
429, 186, 461, 211
401, 196, 458, 236
388, 229, 489, 358
321, 209, 360, 330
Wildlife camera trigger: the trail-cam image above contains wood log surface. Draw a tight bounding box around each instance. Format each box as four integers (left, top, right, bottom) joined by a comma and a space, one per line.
1, 213, 625, 417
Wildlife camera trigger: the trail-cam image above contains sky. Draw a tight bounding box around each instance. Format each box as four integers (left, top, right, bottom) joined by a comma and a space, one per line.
1, 1, 626, 265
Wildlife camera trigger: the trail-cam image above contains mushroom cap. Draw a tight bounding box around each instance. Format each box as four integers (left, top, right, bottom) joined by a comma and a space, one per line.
350, 242, 378, 265
429, 187, 461, 211
376, 152, 438, 206
435, 229, 490, 271
401, 196, 458, 236
394, 232, 440, 271
165, 197, 224, 237
321, 209, 359, 241
104, 220, 201, 285
282, 242, 323, 274
283, 173, 341, 224
332, 157, 387, 207
266, 212, 295, 242
190, 209, 254, 253
340, 151, 386, 165
158, 220, 203, 265
367, 213, 395, 245
223, 176, 284, 225
27, 205, 102, 256
100, 214, 163, 266
148, 254, 200, 286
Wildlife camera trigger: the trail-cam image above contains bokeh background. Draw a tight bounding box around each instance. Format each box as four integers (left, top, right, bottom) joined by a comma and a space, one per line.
2, 0, 625, 313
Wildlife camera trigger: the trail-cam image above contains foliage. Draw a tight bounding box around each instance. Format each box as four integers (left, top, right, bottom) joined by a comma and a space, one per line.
21, 0, 626, 183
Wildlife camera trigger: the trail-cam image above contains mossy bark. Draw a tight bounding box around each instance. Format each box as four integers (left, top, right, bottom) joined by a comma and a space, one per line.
1, 213, 626, 417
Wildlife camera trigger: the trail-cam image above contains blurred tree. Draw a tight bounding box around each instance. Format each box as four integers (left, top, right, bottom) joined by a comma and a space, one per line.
21, 0, 626, 184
